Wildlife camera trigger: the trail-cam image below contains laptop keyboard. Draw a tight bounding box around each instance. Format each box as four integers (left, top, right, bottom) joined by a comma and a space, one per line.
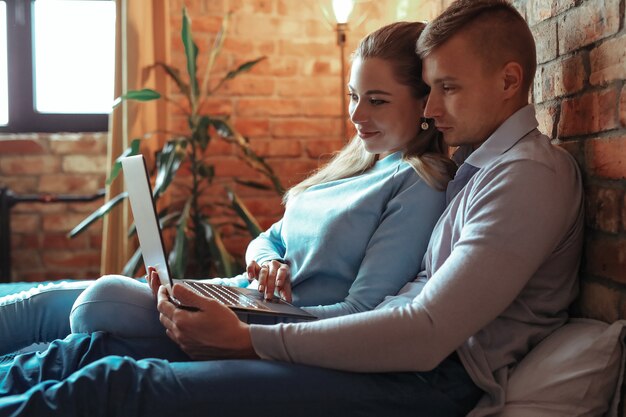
184, 281, 268, 310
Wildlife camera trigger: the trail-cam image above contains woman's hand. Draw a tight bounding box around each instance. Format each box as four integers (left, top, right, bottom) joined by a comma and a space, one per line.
247, 260, 292, 302
157, 284, 259, 360
146, 267, 161, 299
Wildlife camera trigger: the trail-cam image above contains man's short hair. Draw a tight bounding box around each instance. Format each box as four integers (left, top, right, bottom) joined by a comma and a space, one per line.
417, 0, 537, 94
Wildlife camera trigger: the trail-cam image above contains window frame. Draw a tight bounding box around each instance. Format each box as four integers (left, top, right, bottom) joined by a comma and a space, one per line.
0, 0, 112, 133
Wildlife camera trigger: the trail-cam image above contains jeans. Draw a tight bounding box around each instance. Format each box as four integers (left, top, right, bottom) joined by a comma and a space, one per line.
0, 332, 483, 417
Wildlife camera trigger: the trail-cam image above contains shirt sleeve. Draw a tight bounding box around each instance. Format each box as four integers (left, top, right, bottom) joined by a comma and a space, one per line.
302, 178, 445, 319
249, 159, 582, 372
245, 219, 286, 266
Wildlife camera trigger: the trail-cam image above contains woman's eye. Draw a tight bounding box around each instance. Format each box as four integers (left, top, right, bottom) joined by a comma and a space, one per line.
369, 98, 386, 106
347, 93, 358, 102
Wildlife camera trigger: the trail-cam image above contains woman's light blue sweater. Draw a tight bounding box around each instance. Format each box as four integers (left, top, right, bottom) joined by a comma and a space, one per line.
246, 152, 446, 319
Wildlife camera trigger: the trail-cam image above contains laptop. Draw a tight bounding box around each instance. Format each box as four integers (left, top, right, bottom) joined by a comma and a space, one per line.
120, 154, 316, 321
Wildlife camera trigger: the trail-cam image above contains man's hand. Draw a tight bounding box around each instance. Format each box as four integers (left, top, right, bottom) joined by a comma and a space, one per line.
157, 284, 259, 360
247, 260, 292, 302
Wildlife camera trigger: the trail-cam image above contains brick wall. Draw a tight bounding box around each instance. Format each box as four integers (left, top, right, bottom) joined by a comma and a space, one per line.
0, 134, 107, 281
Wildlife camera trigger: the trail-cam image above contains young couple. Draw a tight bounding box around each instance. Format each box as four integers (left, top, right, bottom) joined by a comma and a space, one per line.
0, 1, 583, 416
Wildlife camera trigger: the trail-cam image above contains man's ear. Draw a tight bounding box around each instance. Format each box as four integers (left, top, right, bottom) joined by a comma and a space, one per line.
501, 61, 523, 99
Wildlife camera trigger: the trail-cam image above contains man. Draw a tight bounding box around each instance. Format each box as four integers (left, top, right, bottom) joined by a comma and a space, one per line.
0, 1, 583, 416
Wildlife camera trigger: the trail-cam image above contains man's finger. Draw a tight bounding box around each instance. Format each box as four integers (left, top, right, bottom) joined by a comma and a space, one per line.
171, 284, 205, 311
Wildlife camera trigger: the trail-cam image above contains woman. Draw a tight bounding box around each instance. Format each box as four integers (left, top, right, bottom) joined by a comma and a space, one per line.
0, 20, 454, 354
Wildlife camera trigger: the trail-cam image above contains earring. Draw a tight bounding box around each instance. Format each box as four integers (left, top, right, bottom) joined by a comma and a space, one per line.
420, 118, 430, 131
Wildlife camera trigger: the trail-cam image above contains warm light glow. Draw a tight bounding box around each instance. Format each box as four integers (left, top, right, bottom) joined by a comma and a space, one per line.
332, 0, 354, 24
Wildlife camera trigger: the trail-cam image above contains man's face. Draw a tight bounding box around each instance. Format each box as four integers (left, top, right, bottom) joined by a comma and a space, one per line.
422, 34, 507, 148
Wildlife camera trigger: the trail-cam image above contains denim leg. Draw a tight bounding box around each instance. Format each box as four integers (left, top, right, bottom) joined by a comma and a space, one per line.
0, 349, 481, 417
0, 281, 90, 355
0, 331, 189, 397
69, 275, 164, 338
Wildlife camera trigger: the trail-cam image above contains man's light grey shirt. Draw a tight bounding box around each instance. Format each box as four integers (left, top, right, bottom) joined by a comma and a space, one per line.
250, 105, 584, 416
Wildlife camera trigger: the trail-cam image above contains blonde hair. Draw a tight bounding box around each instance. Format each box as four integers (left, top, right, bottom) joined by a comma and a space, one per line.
285, 22, 455, 203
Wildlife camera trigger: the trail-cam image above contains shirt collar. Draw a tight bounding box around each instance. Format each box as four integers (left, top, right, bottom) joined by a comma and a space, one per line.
457, 104, 539, 168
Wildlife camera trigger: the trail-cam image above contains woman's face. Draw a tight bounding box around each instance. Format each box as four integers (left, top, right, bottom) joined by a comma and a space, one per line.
348, 57, 424, 158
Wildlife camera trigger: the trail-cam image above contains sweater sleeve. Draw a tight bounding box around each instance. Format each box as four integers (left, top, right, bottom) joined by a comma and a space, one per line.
302, 179, 445, 319
249, 160, 582, 372
245, 219, 286, 266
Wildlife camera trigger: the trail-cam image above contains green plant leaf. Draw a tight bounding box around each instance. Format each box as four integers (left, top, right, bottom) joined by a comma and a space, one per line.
113, 89, 161, 108
154, 141, 186, 196
152, 62, 190, 97
106, 138, 141, 185
226, 187, 263, 237
197, 163, 215, 181
201, 220, 237, 277
201, 12, 230, 99
67, 192, 128, 238
169, 199, 191, 278
122, 247, 144, 277
194, 116, 212, 150
211, 57, 266, 94
182, 6, 199, 102
233, 178, 272, 190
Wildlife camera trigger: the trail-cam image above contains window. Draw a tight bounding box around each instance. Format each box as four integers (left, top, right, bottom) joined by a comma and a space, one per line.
1, 0, 115, 133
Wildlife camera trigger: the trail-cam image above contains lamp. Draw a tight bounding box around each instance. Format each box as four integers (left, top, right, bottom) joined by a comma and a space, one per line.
331, 0, 354, 141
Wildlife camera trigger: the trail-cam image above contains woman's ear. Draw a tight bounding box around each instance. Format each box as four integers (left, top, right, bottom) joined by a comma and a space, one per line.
502, 61, 523, 99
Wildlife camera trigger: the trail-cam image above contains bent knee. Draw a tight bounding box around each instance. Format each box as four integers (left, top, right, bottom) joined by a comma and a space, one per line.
70, 275, 162, 337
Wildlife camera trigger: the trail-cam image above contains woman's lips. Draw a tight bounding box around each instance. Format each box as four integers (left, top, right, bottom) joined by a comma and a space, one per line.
358, 131, 379, 139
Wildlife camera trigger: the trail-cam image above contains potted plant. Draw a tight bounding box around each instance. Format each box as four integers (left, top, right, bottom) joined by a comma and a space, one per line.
69, 7, 284, 279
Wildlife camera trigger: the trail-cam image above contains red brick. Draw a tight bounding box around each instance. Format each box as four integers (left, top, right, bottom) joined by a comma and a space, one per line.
619, 86, 626, 127
305, 139, 344, 158
12, 249, 43, 270
233, 118, 270, 137
278, 0, 319, 17
276, 76, 340, 97
0, 139, 46, 154
558, 89, 619, 137
239, 197, 286, 218
39, 174, 103, 194
234, 16, 302, 39
557, 0, 620, 54
270, 118, 341, 137
43, 233, 91, 250
197, 98, 233, 116
243, 57, 299, 77
250, 139, 302, 157
278, 40, 336, 57
585, 185, 622, 233
576, 280, 620, 322
300, 98, 343, 117
0, 177, 38, 193
535, 102, 559, 137
589, 34, 626, 86
534, 54, 585, 103
302, 58, 341, 77
0, 156, 61, 175
622, 193, 626, 231
219, 76, 275, 96
230, 0, 273, 14
270, 159, 321, 185
49, 133, 107, 155
236, 98, 301, 117
585, 136, 626, 179
585, 235, 626, 284
42, 250, 101, 269
531, 19, 557, 64
43, 212, 100, 233
63, 155, 108, 174
213, 159, 261, 178
11, 214, 40, 233
12, 234, 39, 250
